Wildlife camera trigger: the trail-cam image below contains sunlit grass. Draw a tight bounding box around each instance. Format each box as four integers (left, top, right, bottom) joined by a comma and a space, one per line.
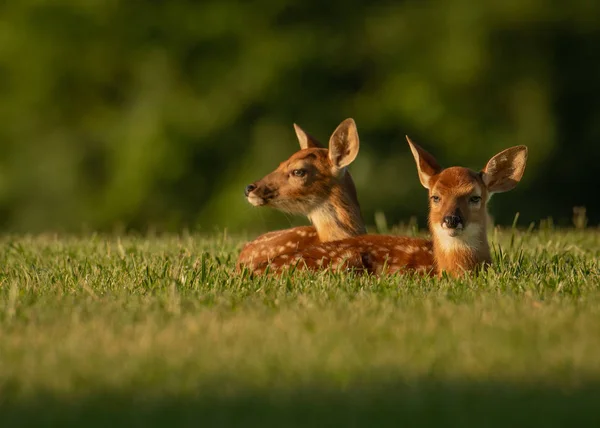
0, 227, 598, 427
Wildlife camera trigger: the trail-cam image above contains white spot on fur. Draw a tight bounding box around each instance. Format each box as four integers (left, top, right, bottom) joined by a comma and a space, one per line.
286, 241, 296, 248
341, 251, 354, 259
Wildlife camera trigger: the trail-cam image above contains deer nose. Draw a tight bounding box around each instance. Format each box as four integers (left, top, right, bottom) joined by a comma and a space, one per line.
443, 215, 462, 229
244, 184, 257, 197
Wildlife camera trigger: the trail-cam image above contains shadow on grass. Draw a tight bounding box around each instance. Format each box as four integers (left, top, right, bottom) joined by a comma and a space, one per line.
2, 378, 600, 427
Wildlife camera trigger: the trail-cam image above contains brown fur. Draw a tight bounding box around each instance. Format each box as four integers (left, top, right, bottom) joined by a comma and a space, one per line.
237, 226, 319, 270
251, 235, 434, 276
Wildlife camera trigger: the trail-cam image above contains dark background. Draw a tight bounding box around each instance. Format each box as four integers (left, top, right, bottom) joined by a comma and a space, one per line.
0, 1, 598, 233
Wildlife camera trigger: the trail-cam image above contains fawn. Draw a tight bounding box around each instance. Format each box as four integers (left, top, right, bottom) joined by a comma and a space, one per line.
236, 119, 366, 270
252, 138, 528, 277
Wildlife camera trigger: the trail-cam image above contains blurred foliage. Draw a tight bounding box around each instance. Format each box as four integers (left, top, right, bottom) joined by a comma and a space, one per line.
0, 0, 598, 233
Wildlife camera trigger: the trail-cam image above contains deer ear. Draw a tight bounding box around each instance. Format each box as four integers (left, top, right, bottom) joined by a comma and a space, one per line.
328, 118, 359, 170
406, 136, 442, 189
294, 123, 323, 149
482, 146, 528, 193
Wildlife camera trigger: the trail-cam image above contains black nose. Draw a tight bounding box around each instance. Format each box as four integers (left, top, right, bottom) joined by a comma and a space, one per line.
443, 215, 462, 229
244, 184, 257, 197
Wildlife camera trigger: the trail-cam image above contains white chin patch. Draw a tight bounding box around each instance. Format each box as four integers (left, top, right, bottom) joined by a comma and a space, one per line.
247, 194, 266, 207
441, 223, 464, 237
446, 229, 462, 238
434, 223, 481, 251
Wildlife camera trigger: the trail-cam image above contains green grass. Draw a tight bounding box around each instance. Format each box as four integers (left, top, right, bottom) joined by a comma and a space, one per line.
0, 227, 599, 427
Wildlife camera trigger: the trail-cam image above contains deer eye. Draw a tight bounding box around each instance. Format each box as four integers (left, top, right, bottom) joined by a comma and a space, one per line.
469, 196, 482, 204
430, 195, 441, 203
291, 169, 306, 177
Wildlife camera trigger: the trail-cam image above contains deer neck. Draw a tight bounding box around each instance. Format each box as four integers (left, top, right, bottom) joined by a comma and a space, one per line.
431, 221, 491, 277
308, 180, 365, 242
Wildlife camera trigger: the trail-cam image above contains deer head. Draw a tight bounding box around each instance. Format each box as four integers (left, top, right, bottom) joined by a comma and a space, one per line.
407, 137, 528, 275
244, 119, 366, 241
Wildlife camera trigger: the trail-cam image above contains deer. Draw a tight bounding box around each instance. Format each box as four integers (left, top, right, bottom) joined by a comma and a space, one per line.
236, 119, 367, 271
251, 138, 528, 278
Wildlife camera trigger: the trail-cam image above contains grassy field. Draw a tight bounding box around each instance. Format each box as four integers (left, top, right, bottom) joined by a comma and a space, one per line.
0, 226, 599, 427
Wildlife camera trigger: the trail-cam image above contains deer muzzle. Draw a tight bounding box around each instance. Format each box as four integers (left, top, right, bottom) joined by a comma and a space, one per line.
245, 182, 277, 207
441, 209, 464, 237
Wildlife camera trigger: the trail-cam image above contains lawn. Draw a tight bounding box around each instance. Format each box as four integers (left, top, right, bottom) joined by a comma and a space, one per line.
0, 226, 599, 427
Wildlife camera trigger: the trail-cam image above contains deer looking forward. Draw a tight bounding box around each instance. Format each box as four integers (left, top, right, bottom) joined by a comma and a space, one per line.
252, 138, 528, 277
236, 119, 366, 270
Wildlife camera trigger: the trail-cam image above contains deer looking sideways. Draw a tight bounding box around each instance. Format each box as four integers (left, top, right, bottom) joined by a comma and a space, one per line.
236, 119, 367, 271
252, 138, 528, 277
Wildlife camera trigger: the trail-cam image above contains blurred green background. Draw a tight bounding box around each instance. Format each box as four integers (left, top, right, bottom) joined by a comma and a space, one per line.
0, 0, 598, 234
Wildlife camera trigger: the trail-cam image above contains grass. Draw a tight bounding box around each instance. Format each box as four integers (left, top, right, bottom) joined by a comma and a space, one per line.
0, 226, 598, 427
